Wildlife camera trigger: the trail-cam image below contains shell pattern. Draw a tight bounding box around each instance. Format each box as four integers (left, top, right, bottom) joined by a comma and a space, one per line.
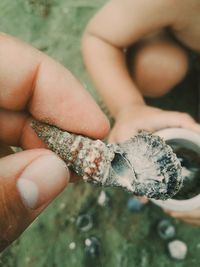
32, 120, 182, 200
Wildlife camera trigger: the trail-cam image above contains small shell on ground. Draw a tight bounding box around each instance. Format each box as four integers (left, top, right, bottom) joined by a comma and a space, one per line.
157, 219, 176, 240
168, 240, 187, 260
76, 214, 93, 232
69, 242, 76, 250
97, 190, 109, 207
84, 237, 100, 257
127, 197, 145, 212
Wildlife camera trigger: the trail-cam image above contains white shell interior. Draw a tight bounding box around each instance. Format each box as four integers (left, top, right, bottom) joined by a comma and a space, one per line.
151, 128, 200, 211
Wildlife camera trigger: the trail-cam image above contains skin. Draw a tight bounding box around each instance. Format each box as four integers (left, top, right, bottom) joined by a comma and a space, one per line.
82, 0, 200, 226
0, 33, 110, 251
165, 209, 200, 227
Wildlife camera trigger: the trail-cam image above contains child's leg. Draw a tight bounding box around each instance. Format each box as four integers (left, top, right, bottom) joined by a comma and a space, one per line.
128, 32, 189, 97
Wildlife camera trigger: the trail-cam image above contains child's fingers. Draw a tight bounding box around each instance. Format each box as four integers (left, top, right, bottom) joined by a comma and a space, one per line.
163, 111, 200, 133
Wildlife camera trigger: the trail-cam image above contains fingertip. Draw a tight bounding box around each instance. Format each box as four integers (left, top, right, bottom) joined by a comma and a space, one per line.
92, 113, 110, 139
17, 154, 70, 210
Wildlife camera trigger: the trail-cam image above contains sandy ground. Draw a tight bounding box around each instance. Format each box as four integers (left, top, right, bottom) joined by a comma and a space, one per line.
0, 1, 200, 266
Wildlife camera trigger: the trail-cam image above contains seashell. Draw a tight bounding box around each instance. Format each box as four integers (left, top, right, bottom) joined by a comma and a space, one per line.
97, 190, 109, 207
69, 242, 76, 250
31, 120, 182, 200
127, 197, 145, 212
76, 214, 93, 232
84, 237, 100, 257
168, 240, 187, 260
157, 219, 176, 240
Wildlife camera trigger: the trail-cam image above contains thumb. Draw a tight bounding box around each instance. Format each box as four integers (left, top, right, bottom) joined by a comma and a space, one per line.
0, 149, 70, 252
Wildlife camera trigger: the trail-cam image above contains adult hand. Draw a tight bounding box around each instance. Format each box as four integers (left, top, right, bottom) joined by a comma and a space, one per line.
109, 104, 200, 143
0, 33, 109, 252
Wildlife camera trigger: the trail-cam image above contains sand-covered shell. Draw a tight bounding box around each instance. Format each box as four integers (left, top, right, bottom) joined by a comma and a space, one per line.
32, 120, 182, 200
117, 133, 183, 199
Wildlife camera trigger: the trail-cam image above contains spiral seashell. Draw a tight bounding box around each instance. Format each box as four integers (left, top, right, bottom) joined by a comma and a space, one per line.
31, 120, 182, 200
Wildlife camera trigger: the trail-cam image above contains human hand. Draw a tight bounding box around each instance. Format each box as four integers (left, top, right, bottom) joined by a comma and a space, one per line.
0, 33, 109, 252
165, 209, 200, 227
109, 104, 200, 143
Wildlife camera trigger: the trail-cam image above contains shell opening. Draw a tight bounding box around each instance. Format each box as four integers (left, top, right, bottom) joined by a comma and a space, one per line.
111, 152, 135, 178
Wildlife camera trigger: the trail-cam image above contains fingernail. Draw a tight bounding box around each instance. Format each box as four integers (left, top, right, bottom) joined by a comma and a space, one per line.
17, 154, 69, 209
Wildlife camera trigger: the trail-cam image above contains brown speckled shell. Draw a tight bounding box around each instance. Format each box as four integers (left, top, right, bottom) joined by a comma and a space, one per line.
31, 120, 115, 183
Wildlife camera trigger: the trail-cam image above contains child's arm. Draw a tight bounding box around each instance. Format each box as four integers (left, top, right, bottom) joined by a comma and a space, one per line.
82, 0, 200, 226
82, 0, 200, 142
82, 0, 174, 116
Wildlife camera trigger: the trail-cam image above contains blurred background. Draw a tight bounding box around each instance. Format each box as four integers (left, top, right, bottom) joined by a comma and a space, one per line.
0, 0, 200, 266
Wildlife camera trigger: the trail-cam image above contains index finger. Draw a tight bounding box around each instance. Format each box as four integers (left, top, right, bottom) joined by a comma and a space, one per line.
0, 33, 109, 146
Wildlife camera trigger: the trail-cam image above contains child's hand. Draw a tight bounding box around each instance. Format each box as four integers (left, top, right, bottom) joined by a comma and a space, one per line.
109, 104, 200, 143
165, 209, 200, 227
